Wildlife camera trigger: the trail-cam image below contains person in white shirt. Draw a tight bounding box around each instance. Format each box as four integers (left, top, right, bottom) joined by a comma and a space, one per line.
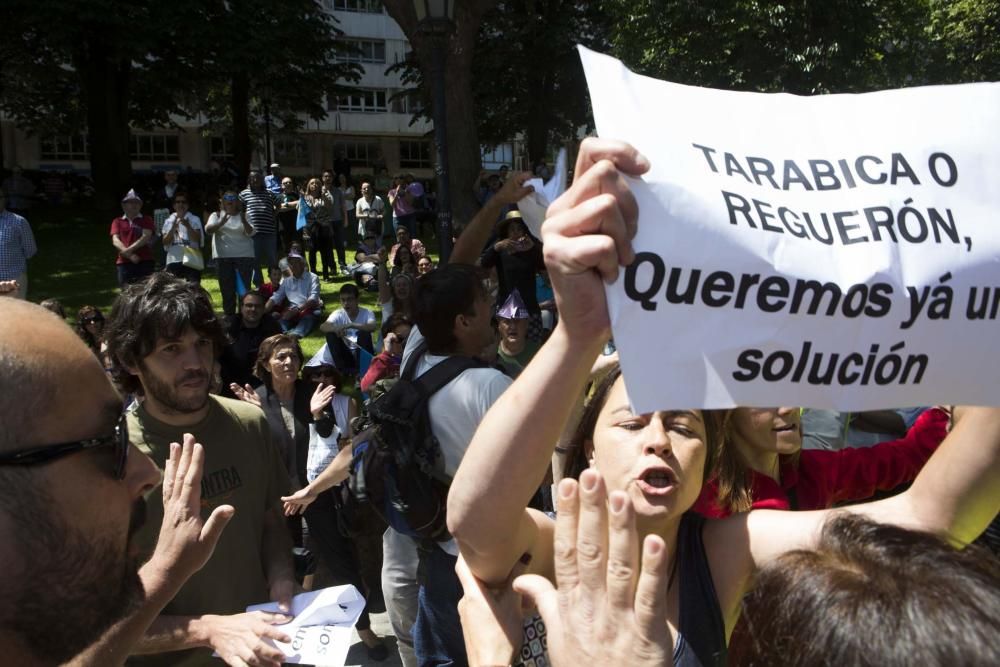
160, 190, 203, 284
355, 181, 386, 239
382, 263, 512, 666
264, 250, 322, 338
319, 283, 376, 375
205, 190, 256, 316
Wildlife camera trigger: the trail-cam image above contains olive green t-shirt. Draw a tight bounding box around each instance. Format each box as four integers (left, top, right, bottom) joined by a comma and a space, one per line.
127, 395, 290, 667
498, 340, 541, 377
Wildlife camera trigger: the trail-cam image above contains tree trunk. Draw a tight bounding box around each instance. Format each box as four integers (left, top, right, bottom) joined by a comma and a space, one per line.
444, 14, 484, 228
231, 72, 252, 188
382, 0, 499, 228
77, 41, 132, 215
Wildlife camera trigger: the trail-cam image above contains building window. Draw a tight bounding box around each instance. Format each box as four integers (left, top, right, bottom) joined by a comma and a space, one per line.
482, 144, 514, 171
131, 134, 180, 161
399, 139, 432, 169
325, 0, 382, 12
40, 134, 89, 160
330, 88, 388, 113
390, 89, 415, 114
334, 139, 380, 168
273, 136, 309, 167
337, 38, 386, 64
209, 136, 233, 161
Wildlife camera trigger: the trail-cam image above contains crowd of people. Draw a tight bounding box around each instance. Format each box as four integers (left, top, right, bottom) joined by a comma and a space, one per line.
0, 139, 997, 667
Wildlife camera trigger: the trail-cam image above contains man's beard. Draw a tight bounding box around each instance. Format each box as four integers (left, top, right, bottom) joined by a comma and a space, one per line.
0, 488, 146, 663
142, 364, 210, 414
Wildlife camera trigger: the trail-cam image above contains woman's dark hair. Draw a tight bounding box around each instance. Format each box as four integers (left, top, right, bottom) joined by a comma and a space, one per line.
389, 274, 415, 317
715, 410, 802, 514
414, 263, 486, 355
73, 304, 105, 354
301, 364, 344, 391
253, 334, 304, 389
381, 312, 413, 340
560, 364, 729, 485
105, 272, 228, 395
394, 245, 417, 271
731, 514, 1000, 666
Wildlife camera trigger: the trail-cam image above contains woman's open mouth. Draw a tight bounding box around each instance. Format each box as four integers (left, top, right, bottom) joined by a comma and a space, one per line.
635, 467, 678, 496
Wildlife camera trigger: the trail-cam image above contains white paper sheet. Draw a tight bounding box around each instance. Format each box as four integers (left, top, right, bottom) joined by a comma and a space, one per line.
578, 45, 1000, 413
518, 148, 568, 238
241, 585, 366, 666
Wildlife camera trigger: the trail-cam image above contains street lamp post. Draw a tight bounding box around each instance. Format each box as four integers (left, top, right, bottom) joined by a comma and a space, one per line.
413, 0, 455, 263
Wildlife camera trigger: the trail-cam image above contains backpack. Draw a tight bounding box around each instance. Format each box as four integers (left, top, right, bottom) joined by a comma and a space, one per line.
347, 343, 484, 541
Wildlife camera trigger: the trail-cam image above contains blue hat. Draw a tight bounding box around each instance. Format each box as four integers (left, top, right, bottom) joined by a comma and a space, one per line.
497, 289, 529, 320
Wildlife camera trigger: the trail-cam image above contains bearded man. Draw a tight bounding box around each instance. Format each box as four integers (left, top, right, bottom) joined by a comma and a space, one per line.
105, 272, 296, 667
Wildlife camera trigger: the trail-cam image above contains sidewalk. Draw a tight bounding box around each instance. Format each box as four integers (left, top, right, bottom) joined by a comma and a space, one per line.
342, 611, 403, 667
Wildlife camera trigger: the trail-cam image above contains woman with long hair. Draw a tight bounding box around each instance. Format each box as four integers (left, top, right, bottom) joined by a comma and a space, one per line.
391, 243, 418, 277
302, 177, 338, 281
693, 405, 948, 517
74, 304, 105, 356
445, 139, 1000, 666
377, 257, 415, 321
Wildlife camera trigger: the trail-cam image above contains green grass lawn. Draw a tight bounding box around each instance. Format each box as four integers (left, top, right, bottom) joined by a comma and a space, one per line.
24, 203, 423, 360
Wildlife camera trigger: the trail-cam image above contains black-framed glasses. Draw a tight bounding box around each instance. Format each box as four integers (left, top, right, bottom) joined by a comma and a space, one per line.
82, 315, 104, 325
0, 412, 129, 480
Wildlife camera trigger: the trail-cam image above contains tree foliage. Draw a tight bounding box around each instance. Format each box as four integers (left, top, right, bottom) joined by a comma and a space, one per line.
606, 1, 998, 93
929, 0, 1000, 81
473, 1, 611, 165
0, 0, 359, 209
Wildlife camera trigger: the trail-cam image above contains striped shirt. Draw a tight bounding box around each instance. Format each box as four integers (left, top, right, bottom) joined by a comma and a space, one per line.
239, 188, 281, 235
0, 209, 37, 279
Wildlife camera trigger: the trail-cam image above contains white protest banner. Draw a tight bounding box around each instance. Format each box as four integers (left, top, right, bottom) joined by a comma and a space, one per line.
578, 46, 1000, 414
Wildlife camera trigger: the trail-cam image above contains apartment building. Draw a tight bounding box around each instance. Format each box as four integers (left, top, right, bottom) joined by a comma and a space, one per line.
0, 0, 520, 183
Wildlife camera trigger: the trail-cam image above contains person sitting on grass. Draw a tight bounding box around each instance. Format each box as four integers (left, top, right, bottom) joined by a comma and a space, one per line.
319, 283, 376, 376
264, 250, 322, 339
360, 313, 412, 394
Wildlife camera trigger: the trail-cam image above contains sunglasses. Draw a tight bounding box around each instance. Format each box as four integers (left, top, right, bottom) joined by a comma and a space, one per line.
223, 194, 239, 202
82, 315, 104, 324
0, 412, 129, 480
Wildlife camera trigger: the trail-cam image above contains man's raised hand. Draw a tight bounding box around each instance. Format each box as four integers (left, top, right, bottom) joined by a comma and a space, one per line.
514, 472, 673, 667
149, 435, 234, 582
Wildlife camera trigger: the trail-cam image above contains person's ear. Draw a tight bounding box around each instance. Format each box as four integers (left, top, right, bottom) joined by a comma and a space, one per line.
585, 438, 596, 466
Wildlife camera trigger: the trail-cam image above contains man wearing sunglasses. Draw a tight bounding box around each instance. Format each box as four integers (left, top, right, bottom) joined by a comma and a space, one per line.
0, 300, 231, 666
105, 272, 296, 667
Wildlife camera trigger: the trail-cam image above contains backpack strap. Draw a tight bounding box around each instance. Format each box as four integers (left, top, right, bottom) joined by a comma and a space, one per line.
400, 339, 428, 381
411, 354, 486, 397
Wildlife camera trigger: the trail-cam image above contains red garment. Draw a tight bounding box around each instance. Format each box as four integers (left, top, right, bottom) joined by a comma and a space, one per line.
360, 352, 401, 392
259, 282, 277, 301
109, 215, 155, 264
693, 408, 949, 518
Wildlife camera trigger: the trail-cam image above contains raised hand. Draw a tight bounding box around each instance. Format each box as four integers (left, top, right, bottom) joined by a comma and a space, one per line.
229, 383, 262, 408
148, 436, 235, 580
493, 171, 535, 206
514, 471, 673, 667
310, 382, 336, 417
541, 138, 650, 343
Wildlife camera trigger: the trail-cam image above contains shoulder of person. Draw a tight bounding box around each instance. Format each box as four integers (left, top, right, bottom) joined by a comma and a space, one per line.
212, 394, 271, 433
